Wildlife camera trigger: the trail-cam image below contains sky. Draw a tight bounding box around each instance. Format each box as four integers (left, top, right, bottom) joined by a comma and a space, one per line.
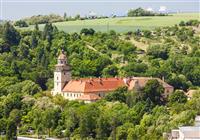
0, 0, 200, 20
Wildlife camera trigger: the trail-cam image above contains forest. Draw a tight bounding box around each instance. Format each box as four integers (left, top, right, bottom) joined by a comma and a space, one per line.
0, 19, 200, 139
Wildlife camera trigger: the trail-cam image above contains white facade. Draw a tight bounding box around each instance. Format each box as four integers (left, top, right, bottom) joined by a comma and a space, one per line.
52, 51, 71, 96
54, 71, 71, 92
170, 127, 200, 140
168, 116, 200, 140
62, 92, 83, 100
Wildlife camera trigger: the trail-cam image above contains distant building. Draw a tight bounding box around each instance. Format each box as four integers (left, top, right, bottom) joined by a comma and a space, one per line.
168, 116, 200, 140
88, 11, 97, 19
51, 51, 174, 103
185, 90, 199, 100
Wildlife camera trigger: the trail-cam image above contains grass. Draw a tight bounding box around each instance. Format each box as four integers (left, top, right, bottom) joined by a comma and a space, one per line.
21, 13, 200, 33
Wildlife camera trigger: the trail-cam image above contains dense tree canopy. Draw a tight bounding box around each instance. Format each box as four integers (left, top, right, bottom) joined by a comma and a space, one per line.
0, 20, 200, 139
127, 7, 167, 17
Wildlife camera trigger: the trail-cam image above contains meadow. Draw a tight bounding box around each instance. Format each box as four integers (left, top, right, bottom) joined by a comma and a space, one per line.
22, 13, 200, 33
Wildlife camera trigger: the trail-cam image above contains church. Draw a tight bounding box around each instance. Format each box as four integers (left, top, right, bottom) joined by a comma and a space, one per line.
51, 51, 174, 103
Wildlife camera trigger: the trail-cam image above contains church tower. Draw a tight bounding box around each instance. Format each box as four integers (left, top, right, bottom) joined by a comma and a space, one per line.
54, 50, 71, 92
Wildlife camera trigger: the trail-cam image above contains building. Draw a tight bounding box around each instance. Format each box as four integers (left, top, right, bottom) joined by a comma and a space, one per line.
185, 90, 199, 100
167, 116, 200, 140
51, 51, 174, 103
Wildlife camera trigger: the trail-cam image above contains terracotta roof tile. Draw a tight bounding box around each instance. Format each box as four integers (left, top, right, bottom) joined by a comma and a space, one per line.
63, 77, 126, 93
62, 77, 173, 94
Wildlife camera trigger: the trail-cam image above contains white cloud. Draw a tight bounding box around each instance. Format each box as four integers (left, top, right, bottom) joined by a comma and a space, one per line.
146, 7, 154, 12
89, 11, 97, 16
159, 6, 167, 12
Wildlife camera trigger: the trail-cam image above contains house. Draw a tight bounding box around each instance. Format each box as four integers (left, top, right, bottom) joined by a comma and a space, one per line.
51, 51, 174, 103
167, 116, 200, 140
185, 90, 199, 100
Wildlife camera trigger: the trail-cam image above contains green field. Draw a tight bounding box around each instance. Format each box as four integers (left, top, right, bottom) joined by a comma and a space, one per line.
22, 13, 200, 33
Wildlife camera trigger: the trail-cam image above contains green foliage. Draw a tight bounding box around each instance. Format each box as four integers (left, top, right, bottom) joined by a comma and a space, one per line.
24, 14, 64, 25
185, 19, 200, 26
0, 19, 200, 139
143, 30, 152, 38
127, 7, 167, 17
168, 90, 187, 105
14, 20, 29, 27
102, 65, 118, 77
143, 79, 164, 105
2, 22, 21, 46
122, 62, 148, 76
6, 119, 17, 140
179, 21, 185, 26
105, 87, 127, 103
147, 44, 169, 60
80, 28, 95, 35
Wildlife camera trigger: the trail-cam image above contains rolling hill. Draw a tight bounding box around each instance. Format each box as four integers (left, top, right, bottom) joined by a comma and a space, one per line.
20, 13, 200, 33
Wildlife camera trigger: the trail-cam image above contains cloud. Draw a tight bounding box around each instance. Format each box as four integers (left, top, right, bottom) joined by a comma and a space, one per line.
89, 11, 97, 16
159, 6, 167, 12
146, 7, 154, 12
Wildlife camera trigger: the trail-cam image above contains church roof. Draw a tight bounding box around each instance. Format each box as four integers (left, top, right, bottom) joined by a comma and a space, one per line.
62, 77, 174, 94
63, 77, 126, 93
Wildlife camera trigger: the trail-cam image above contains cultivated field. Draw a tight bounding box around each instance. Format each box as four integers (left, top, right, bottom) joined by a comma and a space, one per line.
22, 13, 200, 33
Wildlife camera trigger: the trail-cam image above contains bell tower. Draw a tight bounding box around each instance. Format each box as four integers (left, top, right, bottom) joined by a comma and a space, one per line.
54, 50, 71, 92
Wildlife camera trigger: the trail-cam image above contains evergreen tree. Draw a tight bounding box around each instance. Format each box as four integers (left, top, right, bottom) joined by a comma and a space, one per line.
2, 22, 21, 45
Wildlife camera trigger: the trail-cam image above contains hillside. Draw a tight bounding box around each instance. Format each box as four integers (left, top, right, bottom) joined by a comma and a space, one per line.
1, 18, 200, 139
19, 13, 200, 33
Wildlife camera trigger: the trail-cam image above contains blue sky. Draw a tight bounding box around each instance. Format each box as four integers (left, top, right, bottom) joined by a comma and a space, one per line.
1, 0, 200, 20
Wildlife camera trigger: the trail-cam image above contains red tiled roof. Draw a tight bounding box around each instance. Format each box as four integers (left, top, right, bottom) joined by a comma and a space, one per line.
77, 94, 101, 101
131, 77, 173, 88
63, 77, 126, 93
62, 77, 173, 94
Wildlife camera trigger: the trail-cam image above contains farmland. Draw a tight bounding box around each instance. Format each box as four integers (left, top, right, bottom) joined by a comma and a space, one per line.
20, 13, 200, 33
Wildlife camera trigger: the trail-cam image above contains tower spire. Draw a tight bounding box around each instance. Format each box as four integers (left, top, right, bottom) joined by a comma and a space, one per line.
61, 48, 65, 54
